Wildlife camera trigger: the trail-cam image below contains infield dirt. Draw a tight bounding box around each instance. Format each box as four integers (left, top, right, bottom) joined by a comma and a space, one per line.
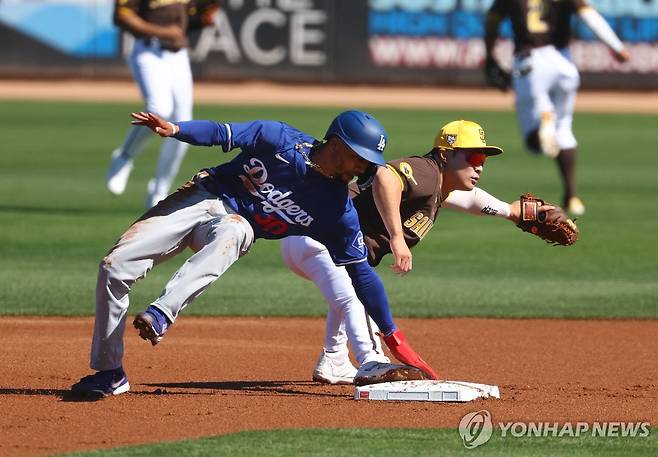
0, 316, 655, 457
1, 80, 658, 113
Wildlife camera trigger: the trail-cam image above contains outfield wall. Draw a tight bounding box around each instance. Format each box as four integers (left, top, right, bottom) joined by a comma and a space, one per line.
2, 0, 658, 89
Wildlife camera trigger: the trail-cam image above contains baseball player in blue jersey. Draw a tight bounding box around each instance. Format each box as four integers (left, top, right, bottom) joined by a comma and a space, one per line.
72, 110, 439, 398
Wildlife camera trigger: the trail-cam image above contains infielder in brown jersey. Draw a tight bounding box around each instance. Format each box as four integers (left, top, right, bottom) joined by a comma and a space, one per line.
281, 120, 538, 385
484, 0, 629, 216
106, 0, 218, 208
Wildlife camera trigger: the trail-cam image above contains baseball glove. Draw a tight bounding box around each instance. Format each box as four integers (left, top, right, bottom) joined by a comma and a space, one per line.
188, 0, 221, 30
484, 57, 512, 92
517, 193, 579, 246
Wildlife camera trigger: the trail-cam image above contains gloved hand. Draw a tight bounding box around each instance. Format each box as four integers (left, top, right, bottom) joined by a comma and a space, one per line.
516, 193, 580, 246
484, 57, 512, 92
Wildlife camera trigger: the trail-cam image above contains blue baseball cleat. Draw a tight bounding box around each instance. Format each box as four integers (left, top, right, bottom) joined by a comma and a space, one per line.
133, 305, 170, 345
71, 367, 130, 398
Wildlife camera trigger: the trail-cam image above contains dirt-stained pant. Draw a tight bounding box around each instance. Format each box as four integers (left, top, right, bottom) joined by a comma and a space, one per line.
91, 174, 254, 371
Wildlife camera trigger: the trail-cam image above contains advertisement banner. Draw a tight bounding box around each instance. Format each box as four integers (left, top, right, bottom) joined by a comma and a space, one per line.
1, 0, 657, 88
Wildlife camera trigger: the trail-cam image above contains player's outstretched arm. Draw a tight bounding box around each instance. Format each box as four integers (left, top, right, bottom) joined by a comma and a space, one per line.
444, 188, 556, 226
578, 6, 630, 63
444, 188, 512, 218
372, 166, 412, 275
131, 111, 234, 147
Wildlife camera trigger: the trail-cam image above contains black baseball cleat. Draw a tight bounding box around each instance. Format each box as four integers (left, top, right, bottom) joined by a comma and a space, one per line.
71, 367, 129, 399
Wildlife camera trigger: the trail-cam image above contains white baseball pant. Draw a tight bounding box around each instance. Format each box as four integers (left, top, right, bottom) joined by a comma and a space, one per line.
119, 38, 194, 202
513, 45, 580, 151
91, 174, 254, 371
280, 236, 388, 367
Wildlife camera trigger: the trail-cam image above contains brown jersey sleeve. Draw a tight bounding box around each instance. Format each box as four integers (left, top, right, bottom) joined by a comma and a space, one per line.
114, 0, 139, 19
351, 155, 443, 267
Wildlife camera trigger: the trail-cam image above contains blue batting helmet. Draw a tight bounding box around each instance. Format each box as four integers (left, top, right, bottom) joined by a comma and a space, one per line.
324, 110, 387, 166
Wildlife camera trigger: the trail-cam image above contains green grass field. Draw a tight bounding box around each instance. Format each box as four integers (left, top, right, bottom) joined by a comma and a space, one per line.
56, 428, 657, 457
1, 101, 656, 318
2, 101, 656, 456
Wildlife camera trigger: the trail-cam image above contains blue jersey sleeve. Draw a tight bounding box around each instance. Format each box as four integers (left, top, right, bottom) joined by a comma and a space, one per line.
176, 120, 228, 147
176, 120, 286, 153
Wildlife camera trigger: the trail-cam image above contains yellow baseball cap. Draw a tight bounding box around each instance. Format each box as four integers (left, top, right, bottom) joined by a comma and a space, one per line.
433, 120, 503, 156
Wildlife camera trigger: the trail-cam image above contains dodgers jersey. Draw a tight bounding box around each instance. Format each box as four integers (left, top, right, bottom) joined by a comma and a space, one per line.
176, 120, 367, 266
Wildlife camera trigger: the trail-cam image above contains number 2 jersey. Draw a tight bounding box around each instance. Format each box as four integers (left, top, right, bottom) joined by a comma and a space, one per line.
488, 0, 588, 54
350, 152, 444, 267
174, 119, 367, 267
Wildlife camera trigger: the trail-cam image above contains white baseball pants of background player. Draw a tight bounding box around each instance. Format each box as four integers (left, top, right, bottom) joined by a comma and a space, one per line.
513, 45, 579, 153
91, 175, 254, 371
108, 38, 193, 207
280, 236, 389, 367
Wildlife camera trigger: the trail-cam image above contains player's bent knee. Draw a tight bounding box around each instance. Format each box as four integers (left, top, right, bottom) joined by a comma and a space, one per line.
97, 258, 132, 300
207, 215, 254, 257
98, 255, 132, 284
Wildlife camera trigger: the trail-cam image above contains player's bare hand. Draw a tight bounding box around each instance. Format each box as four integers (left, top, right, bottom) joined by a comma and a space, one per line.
612, 48, 630, 63
389, 236, 412, 275
131, 112, 177, 137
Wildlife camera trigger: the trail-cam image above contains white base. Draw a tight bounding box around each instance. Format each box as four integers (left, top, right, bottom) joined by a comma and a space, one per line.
354, 380, 500, 402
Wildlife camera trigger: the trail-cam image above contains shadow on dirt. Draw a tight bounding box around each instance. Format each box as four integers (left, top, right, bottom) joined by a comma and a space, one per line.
143, 380, 346, 398
0, 388, 106, 402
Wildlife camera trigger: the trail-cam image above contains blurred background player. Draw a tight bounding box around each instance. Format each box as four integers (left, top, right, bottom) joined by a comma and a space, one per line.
106, 0, 219, 208
484, 0, 629, 216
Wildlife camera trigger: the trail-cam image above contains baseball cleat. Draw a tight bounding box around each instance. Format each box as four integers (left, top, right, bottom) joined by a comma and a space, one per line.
312, 349, 358, 385
353, 361, 430, 386
566, 196, 585, 216
71, 367, 129, 398
106, 148, 134, 195
133, 305, 170, 346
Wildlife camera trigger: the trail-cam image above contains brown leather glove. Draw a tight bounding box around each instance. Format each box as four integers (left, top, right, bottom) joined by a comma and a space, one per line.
517, 193, 580, 246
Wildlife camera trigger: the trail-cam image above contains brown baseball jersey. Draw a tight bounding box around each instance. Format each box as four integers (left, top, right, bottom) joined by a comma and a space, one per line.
488, 0, 588, 53
115, 0, 190, 33
349, 152, 444, 267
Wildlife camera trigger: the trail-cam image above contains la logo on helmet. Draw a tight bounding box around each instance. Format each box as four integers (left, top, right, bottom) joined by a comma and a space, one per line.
377, 134, 386, 151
